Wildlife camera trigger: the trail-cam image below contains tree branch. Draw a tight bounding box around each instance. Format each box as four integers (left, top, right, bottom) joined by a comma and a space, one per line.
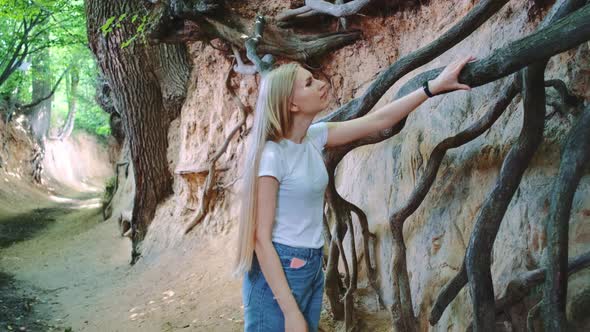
20, 67, 69, 111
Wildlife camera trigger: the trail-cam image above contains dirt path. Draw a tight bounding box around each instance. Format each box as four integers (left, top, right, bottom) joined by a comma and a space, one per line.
0, 191, 391, 332
0, 192, 129, 332
0, 188, 248, 332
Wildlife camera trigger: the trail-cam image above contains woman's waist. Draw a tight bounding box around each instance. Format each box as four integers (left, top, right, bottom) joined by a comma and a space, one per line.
271, 239, 323, 259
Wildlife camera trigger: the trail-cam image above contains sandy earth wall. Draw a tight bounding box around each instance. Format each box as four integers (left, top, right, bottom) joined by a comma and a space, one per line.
43, 133, 115, 192
137, 1, 590, 330
0, 116, 49, 216
0, 112, 114, 216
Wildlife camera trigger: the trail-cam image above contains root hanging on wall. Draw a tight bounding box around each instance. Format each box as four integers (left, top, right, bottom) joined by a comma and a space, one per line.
184, 60, 252, 234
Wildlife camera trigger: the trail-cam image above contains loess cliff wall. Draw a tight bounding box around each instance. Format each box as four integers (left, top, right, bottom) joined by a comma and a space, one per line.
133, 1, 590, 330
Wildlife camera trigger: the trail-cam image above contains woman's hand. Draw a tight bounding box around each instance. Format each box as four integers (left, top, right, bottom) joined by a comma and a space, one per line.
429, 55, 476, 95
285, 310, 309, 332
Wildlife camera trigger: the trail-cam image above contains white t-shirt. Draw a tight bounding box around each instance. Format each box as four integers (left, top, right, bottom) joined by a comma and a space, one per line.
257, 121, 329, 249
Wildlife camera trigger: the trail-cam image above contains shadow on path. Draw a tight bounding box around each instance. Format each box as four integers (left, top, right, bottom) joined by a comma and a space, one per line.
0, 208, 60, 249
0, 271, 60, 331
0, 194, 102, 331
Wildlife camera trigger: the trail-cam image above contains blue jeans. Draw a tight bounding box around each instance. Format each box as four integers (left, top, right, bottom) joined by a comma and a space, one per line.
242, 241, 325, 332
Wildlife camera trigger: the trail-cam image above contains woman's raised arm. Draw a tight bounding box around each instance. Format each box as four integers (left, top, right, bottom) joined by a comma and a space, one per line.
324, 55, 475, 148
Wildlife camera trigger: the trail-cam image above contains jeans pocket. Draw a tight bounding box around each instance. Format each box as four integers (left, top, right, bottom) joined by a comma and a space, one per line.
242, 268, 260, 307
279, 255, 308, 271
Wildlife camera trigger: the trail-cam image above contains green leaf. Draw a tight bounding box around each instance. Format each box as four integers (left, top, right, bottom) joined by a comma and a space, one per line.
121, 35, 136, 49
117, 13, 127, 23
100, 16, 116, 36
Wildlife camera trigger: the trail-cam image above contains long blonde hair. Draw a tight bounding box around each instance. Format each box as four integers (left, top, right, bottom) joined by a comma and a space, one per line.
231, 63, 300, 279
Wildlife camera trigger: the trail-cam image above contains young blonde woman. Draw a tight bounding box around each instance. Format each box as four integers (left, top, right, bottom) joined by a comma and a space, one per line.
233, 55, 475, 332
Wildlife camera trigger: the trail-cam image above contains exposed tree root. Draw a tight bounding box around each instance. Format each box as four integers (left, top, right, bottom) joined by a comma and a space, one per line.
243, 15, 275, 75
527, 300, 543, 332
137, 1, 590, 330
231, 45, 257, 75
148, 3, 361, 63
465, 59, 547, 331
323, 153, 383, 331
544, 79, 583, 119
277, 0, 371, 27
542, 104, 590, 331
505, 252, 590, 313
430, 261, 468, 325
184, 61, 252, 234
347, 195, 384, 309
103, 161, 130, 220
324, 183, 347, 321
317, 1, 542, 329
319, 0, 511, 124
382, 77, 519, 329
429, 2, 587, 327
464, 251, 590, 331
544, 79, 582, 107
303, 0, 372, 17
30, 143, 44, 184
395, 4, 590, 98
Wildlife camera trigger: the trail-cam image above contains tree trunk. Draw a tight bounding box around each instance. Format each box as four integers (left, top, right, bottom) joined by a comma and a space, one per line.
29, 30, 52, 144
85, 0, 189, 263
51, 64, 79, 140
29, 30, 51, 184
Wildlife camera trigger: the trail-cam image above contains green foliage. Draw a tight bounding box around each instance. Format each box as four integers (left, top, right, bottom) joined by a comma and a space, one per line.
100, 9, 153, 49
100, 16, 117, 35
49, 43, 111, 141
0, 0, 113, 142
1, 70, 30, 101
0, 0, 87, 74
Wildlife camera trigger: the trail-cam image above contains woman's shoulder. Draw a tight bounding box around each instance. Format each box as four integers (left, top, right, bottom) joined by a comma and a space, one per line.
261, 140, 285, 158
263, 139, 282, 150
306, 121, 328, 150
307, 121, 327, 135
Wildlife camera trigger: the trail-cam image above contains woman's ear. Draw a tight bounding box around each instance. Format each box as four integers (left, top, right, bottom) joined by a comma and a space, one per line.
290, 102, 300, 113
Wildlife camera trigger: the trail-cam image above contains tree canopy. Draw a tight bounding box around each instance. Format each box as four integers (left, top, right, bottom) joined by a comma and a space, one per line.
0, 0, 110, 140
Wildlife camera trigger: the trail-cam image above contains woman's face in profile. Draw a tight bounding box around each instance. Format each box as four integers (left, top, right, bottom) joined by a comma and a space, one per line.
290, 66, 330, 115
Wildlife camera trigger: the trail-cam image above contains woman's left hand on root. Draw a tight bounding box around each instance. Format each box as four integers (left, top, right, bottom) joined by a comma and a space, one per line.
429, 55, 476, 95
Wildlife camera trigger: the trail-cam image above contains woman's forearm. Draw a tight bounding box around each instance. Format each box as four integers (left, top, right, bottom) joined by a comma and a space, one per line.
254, 240, 300, 314
371, 82, 434, 132
370, 56, 476, 130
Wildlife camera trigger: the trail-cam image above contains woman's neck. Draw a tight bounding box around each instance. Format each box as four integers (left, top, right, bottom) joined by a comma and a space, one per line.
285, 113, 314, 144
